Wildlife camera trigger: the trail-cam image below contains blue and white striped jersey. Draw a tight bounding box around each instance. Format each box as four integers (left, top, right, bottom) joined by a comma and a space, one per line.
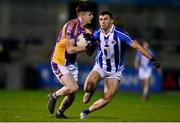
94, 25, 134, 73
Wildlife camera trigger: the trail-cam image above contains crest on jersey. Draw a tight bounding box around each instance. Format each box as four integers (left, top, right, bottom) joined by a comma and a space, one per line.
111, 40, 116, 45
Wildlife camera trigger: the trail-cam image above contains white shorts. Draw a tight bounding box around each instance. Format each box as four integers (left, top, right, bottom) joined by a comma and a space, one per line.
93, 64, 123, 81
51, 62, 78, 82
138, 67, 152, 80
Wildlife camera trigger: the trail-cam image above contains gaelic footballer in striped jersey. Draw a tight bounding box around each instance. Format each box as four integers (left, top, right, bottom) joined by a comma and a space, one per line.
80, 11, 160, 119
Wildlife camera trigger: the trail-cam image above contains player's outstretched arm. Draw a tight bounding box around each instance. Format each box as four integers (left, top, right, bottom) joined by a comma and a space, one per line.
150, 57, 160, 69
130, 40, 160, 69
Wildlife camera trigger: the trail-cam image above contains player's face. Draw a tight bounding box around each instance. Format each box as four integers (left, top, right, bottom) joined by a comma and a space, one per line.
99, 15, 113, 31
81, 11, 93, 24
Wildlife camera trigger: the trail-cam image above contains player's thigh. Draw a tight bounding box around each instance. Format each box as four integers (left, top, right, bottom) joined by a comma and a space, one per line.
60, 73, 78, 87
143, 77, 151, 86
85, 70, 102, 86
104, 78, 119, 95
51, 62, 78, 87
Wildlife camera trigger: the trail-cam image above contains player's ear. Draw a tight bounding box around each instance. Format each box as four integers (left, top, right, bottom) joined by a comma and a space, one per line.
78, 12, 84, 17
111, 19, 113, 24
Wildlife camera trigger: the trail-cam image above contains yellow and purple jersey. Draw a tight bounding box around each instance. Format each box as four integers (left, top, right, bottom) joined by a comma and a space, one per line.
51, 18, 93, 65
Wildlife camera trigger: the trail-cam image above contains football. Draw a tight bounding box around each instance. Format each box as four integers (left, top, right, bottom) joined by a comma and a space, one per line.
76, 33, 88, 47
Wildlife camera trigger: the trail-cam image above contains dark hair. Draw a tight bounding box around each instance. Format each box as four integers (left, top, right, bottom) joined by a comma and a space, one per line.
76, 3, 93, 14
100, 11, 113, 19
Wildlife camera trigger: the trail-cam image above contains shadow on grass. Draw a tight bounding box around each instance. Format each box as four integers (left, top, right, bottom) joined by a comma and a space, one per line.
68, 115, 121, 121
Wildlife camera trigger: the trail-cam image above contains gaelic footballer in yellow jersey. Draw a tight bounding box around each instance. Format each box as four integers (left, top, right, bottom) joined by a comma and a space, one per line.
51, 18, 93, 65
48, 3, 95, 119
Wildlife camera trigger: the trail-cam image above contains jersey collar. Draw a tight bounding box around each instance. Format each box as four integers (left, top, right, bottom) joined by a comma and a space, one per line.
101, 24, 115, 37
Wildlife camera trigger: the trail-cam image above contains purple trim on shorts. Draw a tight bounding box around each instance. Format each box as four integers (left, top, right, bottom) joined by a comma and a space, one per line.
51, 62, 58, 69
58, 74, 63, 79
51, 62, 64, 79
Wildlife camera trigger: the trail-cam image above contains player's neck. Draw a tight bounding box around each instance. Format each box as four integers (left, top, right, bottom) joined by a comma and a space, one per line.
102, 24, 113, 35
78, 17, 86, 29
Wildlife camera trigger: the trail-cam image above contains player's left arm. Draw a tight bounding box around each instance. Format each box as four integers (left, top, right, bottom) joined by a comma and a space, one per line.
130, 40, 160, 69
83, 33, 98, 56
131, 40, 152, 59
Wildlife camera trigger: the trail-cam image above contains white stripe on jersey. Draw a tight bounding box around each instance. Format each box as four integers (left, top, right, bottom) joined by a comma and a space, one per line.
114, 29, 133, 42
100, 26, 116, 72
117, 35, 121, 70
95, 25, 133, 73
100, 32, 107, 71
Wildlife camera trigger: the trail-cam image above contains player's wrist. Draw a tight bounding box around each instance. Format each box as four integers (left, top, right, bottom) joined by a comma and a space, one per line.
82, 47, 86, 51
150, 57, 160, 69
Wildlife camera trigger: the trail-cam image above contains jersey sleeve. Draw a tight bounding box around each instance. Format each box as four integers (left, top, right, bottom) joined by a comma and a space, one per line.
93, 31, 98, 39
120, 31, 134, 45
116, 27, 134, 45
93, 29, 100, 40
64, 20, 77, 39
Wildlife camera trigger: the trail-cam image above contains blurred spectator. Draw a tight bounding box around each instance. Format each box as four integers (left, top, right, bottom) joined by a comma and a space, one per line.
0, 38, 11, 62
134, 41, 154, 101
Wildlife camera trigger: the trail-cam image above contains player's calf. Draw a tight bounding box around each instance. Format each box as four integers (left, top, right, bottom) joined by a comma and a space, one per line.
83, 91, 95, 104
47, 93, 57, 114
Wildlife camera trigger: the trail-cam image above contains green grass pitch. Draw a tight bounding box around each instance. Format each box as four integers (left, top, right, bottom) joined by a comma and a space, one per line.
0, 89, 180, 122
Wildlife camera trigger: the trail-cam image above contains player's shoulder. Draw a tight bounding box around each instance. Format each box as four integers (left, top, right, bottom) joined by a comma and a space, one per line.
69, 18, 79, 24
94, 28, 101, 35
65, 19, 79, 27
114, 26, 128, 34
93, 28, 101, 38
114, 25, 133, 38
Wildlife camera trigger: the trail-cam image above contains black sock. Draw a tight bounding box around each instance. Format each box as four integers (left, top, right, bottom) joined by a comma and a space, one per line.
86, 90, 95, 93
83, 109, 90, 114
52, 92, 58, 99
57, 109, 63, 114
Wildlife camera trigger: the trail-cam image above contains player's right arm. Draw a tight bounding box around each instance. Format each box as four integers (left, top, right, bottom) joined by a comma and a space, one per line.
64, 20, 86, 54
66, 34, 86, 54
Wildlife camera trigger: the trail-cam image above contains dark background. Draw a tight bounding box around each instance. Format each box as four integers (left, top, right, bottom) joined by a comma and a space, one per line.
0, 0, 180, 91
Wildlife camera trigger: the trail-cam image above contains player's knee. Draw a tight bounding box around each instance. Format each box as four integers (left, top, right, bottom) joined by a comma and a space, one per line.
70, 85, 79, 93
84, 80, 95, 92
103, 92, 114, 102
